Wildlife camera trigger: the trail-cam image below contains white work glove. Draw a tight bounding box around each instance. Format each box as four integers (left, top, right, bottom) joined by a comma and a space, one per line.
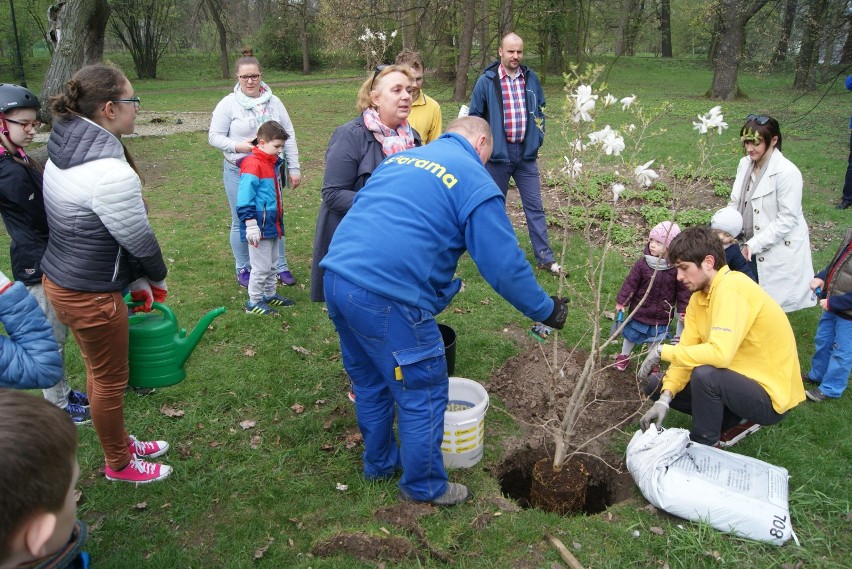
637, 344, 662, 379
129, 278, 154, 312
245, 219, 261, 247
0, 269, 11, 294
640, 391, 672, 432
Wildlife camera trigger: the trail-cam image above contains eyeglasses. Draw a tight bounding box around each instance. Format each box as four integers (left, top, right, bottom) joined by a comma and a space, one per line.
238, 74, 261, 81
112, 97, 141, 109
746, 114, 770, 125
369, 64, 390, 92
4, 118, 41, 131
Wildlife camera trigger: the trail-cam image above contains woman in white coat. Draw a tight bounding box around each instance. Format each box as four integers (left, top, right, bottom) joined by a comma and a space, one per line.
728, 114, 815, 312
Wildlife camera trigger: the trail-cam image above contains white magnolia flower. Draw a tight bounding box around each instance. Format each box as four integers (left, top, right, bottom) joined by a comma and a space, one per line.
603, 93, 617, 107
589, 125, 625, 155
693, 106, 728, 135
563, 156, 583, 179
612, 183, 626, 202
571, 84, 597, 123
587, 125, 612, 145
570, 138, 585, 153
336, 482, 349, 491
627, 123, 637, 132
391, 30, 398, 38
634, 160, 659, 187
620, 95, 636, 110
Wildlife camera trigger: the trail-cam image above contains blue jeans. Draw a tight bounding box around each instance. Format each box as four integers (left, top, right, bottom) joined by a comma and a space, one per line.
807, 311, 852, 398
223, 160, 288, 273
485, 143, 554, 266
324, 271, 449, 500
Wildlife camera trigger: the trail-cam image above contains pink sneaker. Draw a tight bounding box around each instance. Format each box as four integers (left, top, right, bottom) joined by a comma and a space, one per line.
105, 456, 172, 484
614, 354, 630, 371
128, 435, 169, 458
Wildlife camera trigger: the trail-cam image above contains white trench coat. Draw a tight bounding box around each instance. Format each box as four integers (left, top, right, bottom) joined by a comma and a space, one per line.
728, 149, 815, 312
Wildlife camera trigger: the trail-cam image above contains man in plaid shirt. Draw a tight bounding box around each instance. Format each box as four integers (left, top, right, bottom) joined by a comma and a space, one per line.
468, 33, 561, 275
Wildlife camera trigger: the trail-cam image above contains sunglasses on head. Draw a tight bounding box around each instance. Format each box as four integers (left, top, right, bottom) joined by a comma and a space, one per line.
369, 64, 390, 92
746, 114, 770, 125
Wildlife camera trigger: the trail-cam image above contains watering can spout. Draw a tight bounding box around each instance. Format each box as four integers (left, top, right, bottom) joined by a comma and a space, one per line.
176, 306, 226, 366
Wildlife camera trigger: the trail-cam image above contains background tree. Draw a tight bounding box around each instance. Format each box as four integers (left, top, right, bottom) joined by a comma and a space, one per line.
453, 0, 476, 101
660, 0, 672, 57
109, 0, 178, 79
771, 0, 798, 65
39, 0, 110, 121
200, 0, 231, 79
793, 0, 830, 89
708, 0, 771, 100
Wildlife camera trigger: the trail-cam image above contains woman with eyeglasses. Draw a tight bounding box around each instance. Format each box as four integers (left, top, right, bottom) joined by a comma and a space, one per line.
727, 114, 815, 312
208, 56, 301, 288
310, 64, 420, 303
41, 64, 174, 484
0, 82, 91, 418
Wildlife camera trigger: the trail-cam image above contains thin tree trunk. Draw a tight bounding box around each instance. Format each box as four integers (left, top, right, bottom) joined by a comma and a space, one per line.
794, 0, 829, 89
841, 14, 852, 64
660, 0, 672, 58
772, 0, 798, 64
454, 0, 476, 101
204, 0, 230, 79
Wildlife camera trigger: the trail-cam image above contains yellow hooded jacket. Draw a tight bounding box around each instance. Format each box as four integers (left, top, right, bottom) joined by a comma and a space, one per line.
660, 266, 805, 414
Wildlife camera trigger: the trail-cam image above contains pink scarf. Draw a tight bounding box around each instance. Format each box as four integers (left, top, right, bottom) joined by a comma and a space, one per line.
362, 108, 415, 156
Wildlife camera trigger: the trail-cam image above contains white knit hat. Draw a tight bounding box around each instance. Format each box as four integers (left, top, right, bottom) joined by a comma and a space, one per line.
711, 207, 743, 238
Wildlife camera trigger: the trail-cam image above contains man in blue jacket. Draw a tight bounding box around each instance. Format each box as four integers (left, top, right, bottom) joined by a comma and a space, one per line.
838, 75, 852, 210
321, 117, 568, 506
468, 33, 560, 274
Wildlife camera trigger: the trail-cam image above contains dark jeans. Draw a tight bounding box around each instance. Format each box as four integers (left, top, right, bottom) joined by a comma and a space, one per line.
648, 365, 785, 445
843, 130, 852, 205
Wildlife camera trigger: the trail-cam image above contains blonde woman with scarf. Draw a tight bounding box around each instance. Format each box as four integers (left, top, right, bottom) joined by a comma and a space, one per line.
310, 64, 421, 303
209, 56, 301, 288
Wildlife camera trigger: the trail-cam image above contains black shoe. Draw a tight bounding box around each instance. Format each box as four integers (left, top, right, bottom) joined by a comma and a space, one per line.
126, 385, 156, 396
805, 388, 830, 402
837, 200, 852, 210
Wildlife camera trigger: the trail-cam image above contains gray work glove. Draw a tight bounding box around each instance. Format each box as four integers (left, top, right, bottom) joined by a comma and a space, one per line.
638, 344, 662, 379
640, 391, 672, 432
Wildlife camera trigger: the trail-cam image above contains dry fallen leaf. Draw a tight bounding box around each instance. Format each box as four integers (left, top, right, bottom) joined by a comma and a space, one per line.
379, 527, 390, 535
649, 526, 664, 536
134, 502, 147, 510
335, 482, 348, 491
249, 435, 262, 449
239, 420, 257, 430
480, 297, 491, 305
253, 537, 274, 560
292, 345, 312, 355
159, 404, 185, 418
243, 347, 256, 357
290, 403, 305, 414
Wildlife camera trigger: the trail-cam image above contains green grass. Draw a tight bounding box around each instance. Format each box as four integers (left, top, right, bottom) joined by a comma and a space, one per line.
1, 54, 850, 568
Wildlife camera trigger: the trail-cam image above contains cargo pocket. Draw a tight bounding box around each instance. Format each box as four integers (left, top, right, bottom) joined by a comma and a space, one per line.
393, 339, 447, 391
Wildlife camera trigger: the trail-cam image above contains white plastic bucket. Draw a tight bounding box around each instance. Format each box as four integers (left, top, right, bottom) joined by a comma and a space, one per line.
442, 377, 489, 469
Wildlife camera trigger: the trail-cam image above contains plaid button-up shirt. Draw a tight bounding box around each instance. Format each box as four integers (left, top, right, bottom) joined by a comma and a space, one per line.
499, 64, 527, 143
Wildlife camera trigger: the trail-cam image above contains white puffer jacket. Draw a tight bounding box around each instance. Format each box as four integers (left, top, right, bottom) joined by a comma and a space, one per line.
41, 115, 166, 292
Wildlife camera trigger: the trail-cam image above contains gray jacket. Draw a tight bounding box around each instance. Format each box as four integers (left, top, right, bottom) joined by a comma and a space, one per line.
41, 116, 166, 291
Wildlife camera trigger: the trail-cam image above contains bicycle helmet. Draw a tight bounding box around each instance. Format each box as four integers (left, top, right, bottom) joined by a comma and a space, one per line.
0, 83, 40, 114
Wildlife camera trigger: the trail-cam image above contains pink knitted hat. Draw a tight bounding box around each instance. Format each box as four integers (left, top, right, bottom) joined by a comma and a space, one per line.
649, 221, 681, 248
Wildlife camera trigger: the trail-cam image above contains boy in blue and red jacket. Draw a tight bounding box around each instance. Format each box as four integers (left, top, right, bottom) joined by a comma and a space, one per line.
237, 122, 294, 315
804, 227, 852, 401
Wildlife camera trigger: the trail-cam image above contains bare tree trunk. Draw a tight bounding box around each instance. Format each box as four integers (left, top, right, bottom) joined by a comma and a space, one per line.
478, 0, 491, 69
498, 0, 514, 37
40, 0, 110, 122
841, 13, 852, 64
401, 0, 418, 48
771, 0, 798, 64
203, 0, 230, 79
615, 0, 638, 56
708, 0, 770, 100
454, 0, 476, 101
660, 0, 672, 58
298, 0, 311, 74
794, 0, 829, 89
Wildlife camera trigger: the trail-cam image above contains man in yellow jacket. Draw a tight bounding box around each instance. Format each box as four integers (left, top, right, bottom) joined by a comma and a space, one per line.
638, 226, 806, 447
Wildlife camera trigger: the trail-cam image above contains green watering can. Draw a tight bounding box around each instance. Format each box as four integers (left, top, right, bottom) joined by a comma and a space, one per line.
126, 301, 226, 389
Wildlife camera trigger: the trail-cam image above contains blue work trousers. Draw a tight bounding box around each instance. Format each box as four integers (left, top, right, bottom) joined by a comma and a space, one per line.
807, 311, 852, 398
324, 271, 449, 500
485, 143, 554, 266
222, 160, 288, 273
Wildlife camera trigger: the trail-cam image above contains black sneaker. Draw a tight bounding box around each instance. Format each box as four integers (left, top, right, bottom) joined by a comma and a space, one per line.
126, 385, 157, 396
398, 482, 472, 506
67, 389, 89, 408
66, 403, 91, 426
836, 200, 852, 210
806, 388, 830, 402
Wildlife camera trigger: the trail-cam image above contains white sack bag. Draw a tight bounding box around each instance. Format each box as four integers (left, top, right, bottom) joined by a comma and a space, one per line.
625, 426, 795, 545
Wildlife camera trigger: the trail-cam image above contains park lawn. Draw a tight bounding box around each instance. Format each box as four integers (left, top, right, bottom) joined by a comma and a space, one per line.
1, 55, 850, 567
